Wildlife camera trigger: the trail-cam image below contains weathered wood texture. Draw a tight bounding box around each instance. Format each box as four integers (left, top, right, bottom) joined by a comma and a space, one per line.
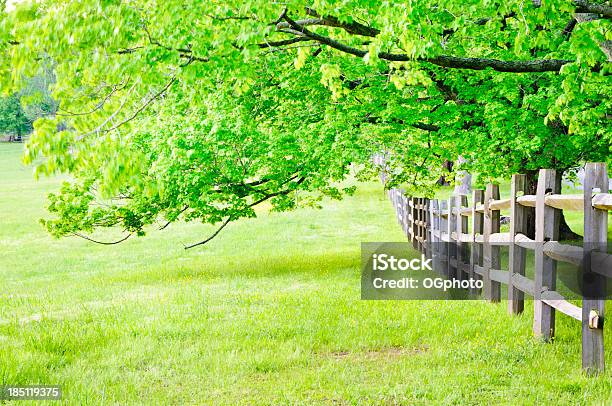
483, 184, 501, 302
509, 174, 528, 315
447, 197, 457, 279
582, 163, 607, 374
374, 154, 609, 374
533, 169, 560, 341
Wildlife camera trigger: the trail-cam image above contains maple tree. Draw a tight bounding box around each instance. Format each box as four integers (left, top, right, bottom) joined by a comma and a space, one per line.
1, 0, 609, 244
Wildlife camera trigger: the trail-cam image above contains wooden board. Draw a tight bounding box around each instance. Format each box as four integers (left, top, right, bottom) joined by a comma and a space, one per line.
533, 169, 560, 342
582, 163, 607, 374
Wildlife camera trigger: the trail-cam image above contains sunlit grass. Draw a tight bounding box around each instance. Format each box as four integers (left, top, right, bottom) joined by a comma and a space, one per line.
1, 143, 610, 404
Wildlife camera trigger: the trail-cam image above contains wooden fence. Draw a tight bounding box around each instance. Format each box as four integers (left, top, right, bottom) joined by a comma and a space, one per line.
373, 155, 611, 374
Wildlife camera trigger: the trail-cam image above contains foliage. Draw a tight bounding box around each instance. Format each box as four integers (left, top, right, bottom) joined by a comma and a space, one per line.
19, 70, 57, 122
0, 93, 30, 137
0, 68, 56, 139
0, 0, 610, 243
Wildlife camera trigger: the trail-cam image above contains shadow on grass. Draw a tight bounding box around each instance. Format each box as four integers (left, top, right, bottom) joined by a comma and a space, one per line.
106, 249, 362, 286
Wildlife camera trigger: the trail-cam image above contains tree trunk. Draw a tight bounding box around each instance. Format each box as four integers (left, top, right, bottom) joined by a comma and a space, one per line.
453, 156, 472, 195
524, 170, 581, 241
555, 170, 581, 240
437, 160, 453, 186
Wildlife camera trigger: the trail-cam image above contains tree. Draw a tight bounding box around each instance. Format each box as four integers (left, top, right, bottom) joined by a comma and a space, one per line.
0, 94, 30, 141
0, 67, 56, 141
19, 70, 58, 124
1, 0, 610, 245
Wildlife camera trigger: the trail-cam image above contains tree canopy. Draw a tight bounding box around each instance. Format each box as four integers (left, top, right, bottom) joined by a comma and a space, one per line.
0, 67, 55, 140
1, 0, 610, 245
0, 93, 30, 138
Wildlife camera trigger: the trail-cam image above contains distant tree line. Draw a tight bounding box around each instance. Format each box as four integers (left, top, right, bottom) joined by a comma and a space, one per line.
0, 72, 56, 142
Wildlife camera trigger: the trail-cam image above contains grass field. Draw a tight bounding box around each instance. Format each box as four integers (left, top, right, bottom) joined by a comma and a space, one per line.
1, 142, 611, 404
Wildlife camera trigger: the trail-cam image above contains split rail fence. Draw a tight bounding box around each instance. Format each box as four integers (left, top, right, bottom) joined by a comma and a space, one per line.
373, 154, 611, 373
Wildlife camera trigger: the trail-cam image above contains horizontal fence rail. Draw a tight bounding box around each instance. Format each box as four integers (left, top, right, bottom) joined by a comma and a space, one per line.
373, 154, 610, 374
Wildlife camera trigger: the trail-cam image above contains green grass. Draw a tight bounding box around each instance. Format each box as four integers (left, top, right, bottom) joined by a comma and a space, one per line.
0, 142, 611, 405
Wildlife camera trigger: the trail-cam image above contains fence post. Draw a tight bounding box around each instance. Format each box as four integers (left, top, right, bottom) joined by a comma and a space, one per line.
431, 199, 439, 268
483, 184, 501, 302
582, 163, 607, 374
423, 198, 430, 257
420, 198, 426, 253
447, 197, 457, 279
456, 195, 468, 281
394, 190, 398, 214
408, 196, 414, 241
533, 169, 560, 341
406, 196, 411, 242
415, 198, 421, 251
410, 198, 418, 249
509, 174, 529, 314
396, 189, 403, 227
470, 190, 484, 296
440, 200, 449, 277
402, 194, 409, 239
418, 198, 423, 253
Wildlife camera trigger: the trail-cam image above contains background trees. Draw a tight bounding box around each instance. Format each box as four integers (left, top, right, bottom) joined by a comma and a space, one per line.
0, 71, 56, 141
1, 0, 609, 244
0, 94, 30, 141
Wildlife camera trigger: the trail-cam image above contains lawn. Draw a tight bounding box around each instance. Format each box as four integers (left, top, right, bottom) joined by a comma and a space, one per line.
1, 142, 611, 405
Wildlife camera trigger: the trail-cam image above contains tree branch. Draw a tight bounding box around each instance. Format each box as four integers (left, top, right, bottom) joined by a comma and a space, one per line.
76, 81, 138, 140
141, 21, 209, 62
56, 83, 126, 117
573, 0, 612, 18
257, 37, 312, 48
100, 77, 176, 135
184, 174, 305, 249
304, 7, 380, 37
117, 46, 144, 54
277, 7, 381, 37
279, 13, 573, 72
71, 232, 132, 245
411, 122, 442, 132
276, 18, 327, 31
183, 217, 232, 250
205, 14, 254, 21
248, 176, 306, 207
365, 115, 441, 131
562, 18, 578, 40
159, 206, 189, 230
424, 55, 572, 72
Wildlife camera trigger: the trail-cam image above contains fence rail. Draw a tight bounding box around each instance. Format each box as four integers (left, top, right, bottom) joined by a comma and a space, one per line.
373, 155, 610, 374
